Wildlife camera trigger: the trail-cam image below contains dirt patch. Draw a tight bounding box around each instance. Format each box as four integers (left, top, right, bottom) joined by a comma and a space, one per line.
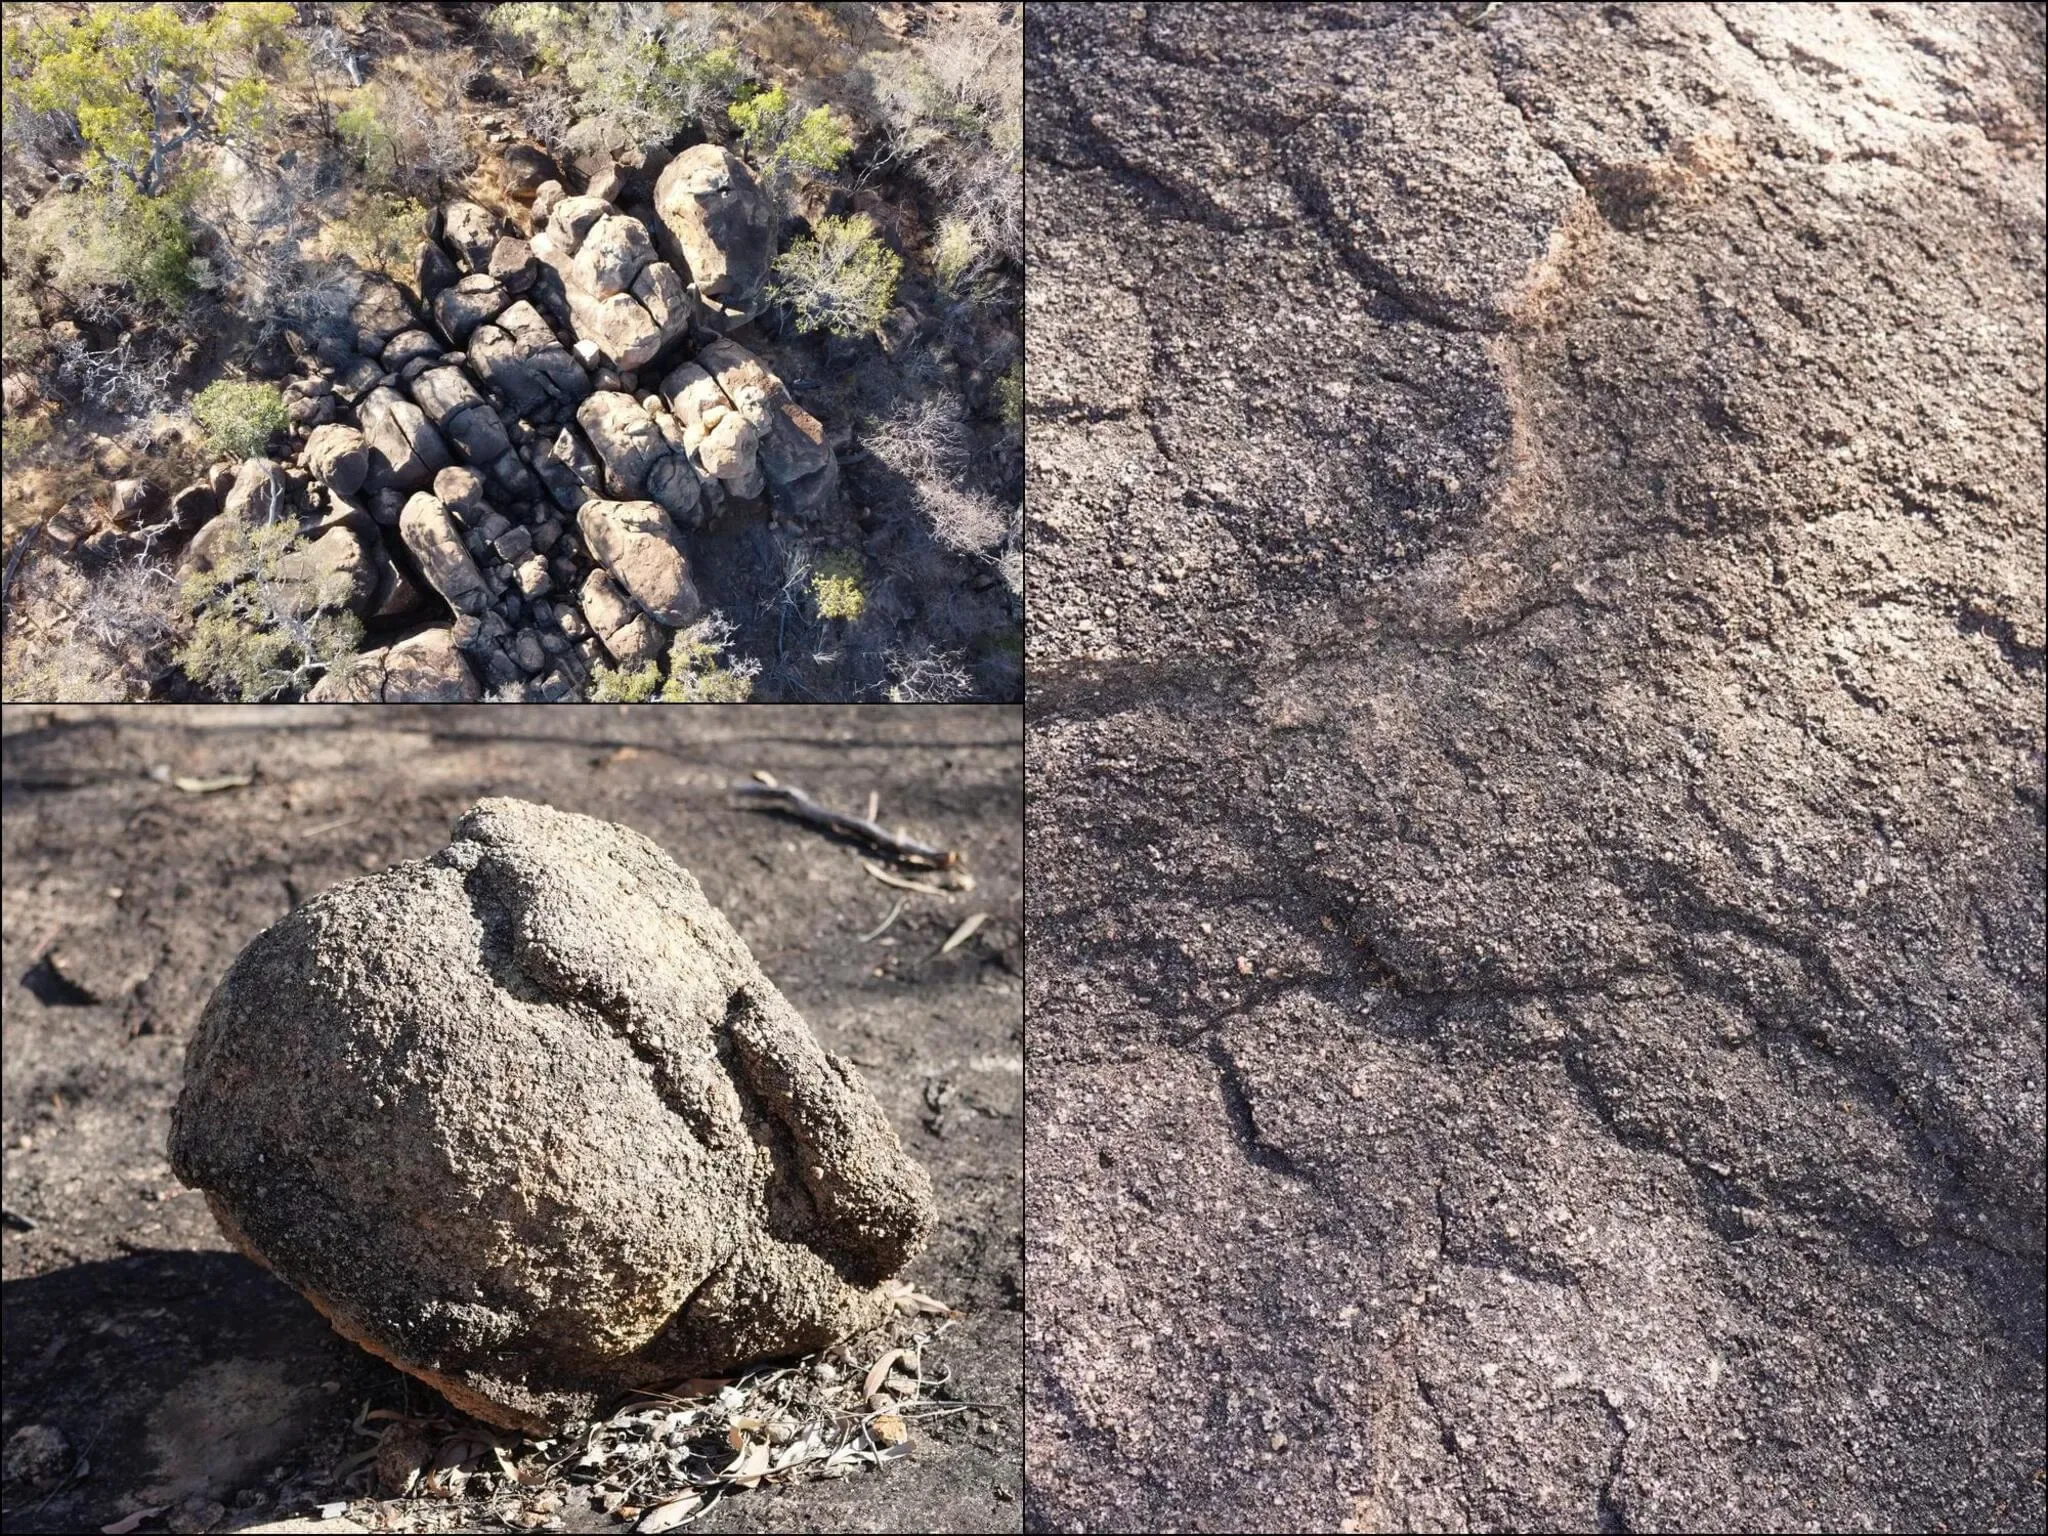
1, 704, 1020, 1534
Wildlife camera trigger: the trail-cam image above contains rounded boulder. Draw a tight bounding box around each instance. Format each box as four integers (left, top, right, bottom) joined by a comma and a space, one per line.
168, 799, 935, 1431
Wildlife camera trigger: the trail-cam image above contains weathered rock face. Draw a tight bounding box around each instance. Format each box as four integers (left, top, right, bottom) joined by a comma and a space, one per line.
274, 517, 377, 617
575, 392, 701, 521
652, 145, 774, 326
348, 274, 419, 359
499, 143, 559, 202
530, 198, 692, 370
432, 273, 510, 348
398, 492, 491, 616
220, 458, 289, 526
1025, 4, 2046, 1534
468, 299, 589, 420
441, 201, 501, 275
310, 624, 481, 702
109, 478, 163, 526
688, 341, 835, 519
303, 424, 369, 498
359, 387, 452, 493
169, 798, 933, 1430
665, 362, 764, 500
577, 498, 702, 628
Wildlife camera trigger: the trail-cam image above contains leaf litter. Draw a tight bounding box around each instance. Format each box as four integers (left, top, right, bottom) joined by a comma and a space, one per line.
308, 1288, 973, 1533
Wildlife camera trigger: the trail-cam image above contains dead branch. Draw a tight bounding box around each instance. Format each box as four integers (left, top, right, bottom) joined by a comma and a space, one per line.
732, 782, 960, 869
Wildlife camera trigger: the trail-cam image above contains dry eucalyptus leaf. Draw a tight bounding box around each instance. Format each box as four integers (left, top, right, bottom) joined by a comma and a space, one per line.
727, 1439, 771, 1489
100, 1511, 167, 1535
171, 772, 253, 793
863, 1348, 906, 1401
871, 1413, 909, 1448
939, 913, 989, 954
634, 1494, 703, 1532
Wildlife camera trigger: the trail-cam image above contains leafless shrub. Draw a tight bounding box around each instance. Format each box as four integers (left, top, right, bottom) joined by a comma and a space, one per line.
386, 91, 473, 200
884, 645, 972, 703
864, 395, 970, 483
303, 24, 365, 87
73, 558, 178, 656
915, 480, 1007, 555
2, 553, 176, 702
54, 333, 179, 423
517, 81, 578, 157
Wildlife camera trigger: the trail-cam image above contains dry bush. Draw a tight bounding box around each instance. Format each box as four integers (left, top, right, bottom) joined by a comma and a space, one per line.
864, 394, 969, 482
2, 552, 178, 702
884, 644, 972, 703
914, 479, 1006, 555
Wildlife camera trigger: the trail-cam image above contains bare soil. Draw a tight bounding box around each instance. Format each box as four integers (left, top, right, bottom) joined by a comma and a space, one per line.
0, 704, 1021, 1534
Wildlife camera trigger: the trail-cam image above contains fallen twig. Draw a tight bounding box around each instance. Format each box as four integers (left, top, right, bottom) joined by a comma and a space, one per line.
1, 519, 44, 612
733, 782, 959, 869
857, 899, 906, 943
861, 860, 963, 897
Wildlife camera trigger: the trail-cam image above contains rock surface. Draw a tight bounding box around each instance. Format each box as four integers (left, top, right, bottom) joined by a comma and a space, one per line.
577, 498, 703, 628
1026, 4, 2046, 1534
530, 199, 692, 370
168, 798, 935, 1431
679, 342, 835, 519
652, 144, 774, 326
302, 425, 368, 498
398, 492, 490, 616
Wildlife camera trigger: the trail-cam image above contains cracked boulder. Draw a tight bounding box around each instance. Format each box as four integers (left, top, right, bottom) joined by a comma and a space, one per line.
530, 199, 692, 370
348, 273, 420, 359
688, 342, 835, 520
359, 386, 452, 493
468, 299, 591, 420
652, 145, 774, 327
577, 498, 702, 628
169, 798, 933, 1431
399, 491, 491, 616
1026, 4, 2047, 1534
303, 424, 368, 498
409, 365, 513, 472
576, 392, 701, 522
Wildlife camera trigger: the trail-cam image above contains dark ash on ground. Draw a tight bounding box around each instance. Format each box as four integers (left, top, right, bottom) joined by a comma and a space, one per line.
1, 704, 1021, 1534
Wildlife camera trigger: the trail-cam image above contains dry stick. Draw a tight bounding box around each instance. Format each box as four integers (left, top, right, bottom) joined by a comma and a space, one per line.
1, 519, 45, 611
732, 783, 959, 869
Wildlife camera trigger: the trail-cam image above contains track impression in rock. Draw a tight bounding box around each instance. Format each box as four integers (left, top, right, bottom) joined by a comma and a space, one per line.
168, 798, 936, 1433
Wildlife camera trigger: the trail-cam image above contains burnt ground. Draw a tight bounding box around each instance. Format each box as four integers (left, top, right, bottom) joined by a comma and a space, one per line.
0, 704, 1021, 1534
1026, 3, 2045, 1533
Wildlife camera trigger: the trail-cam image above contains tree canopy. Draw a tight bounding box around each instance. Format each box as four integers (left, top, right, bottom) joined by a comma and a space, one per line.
5, 2, 294, 193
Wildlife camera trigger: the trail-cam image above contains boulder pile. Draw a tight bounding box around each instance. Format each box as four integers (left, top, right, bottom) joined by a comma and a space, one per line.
169, 798, 936, 1432
151, 145, 839, 701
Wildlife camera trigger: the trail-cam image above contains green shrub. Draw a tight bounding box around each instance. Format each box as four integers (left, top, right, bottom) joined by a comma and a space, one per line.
334, 92, 397, 179
174, 518, 363, 701
326, 191, 429, 276
191, 380, 287, 459
10, 2, 292, 195
103, 184, 198, 309
809, 550, 866, 623
660, 617, 758, 701
771, 214, 901, 339
493, 4, 747, 144
932, 215, 980, 294
996, 358, 1022, 428
588, 659, 661, 702
587, 613, 759, 703
729, 85, 852, 182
